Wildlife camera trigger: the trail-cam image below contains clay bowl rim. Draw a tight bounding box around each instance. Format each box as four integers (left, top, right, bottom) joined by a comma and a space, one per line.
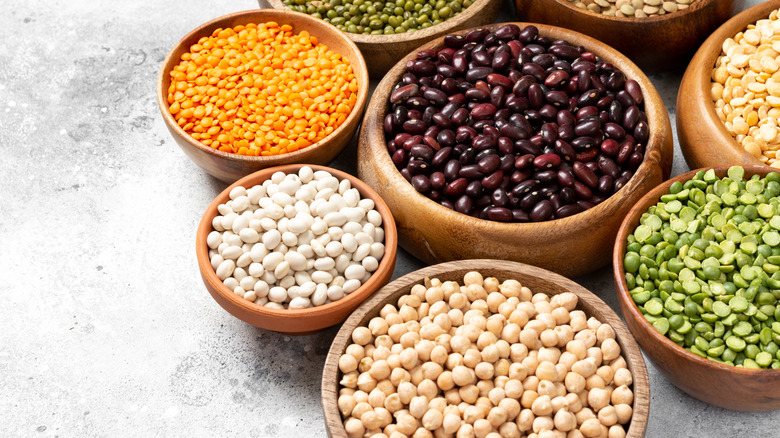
613, 165, 780, 377
321, 259, 651, 438
156, 9, 370, 166
362, 22, 671, 234
679, 0, 780, 168
543, 0, 719, 24
259, 0, 497, 44
195, 163, 398, 321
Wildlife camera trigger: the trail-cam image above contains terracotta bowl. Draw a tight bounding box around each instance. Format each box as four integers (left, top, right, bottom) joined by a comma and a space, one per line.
357, 23, 674, 278
515, 0, 744, 73
677, 0, 780, 170
322, 259, 651, 437
157, 10, 369, 183
195, 164, 398, 335
614, 166, 780, 411
257, 0, 501, 78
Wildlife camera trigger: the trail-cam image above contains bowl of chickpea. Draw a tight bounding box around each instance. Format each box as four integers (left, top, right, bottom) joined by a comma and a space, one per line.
322, 259, 650, 437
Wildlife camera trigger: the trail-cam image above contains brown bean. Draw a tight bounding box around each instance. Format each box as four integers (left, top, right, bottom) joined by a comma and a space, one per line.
530, 200, 554, 222
573, 162, 599, 189
390, 84, 419, 104
533, 153, 562, 170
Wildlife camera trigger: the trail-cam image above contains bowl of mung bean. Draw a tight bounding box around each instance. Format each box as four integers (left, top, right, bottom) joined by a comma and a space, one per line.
157, 9, 369, 183
196, 164, 398, 335
358, 23, 673, 278
677, 0, 780, 171
257, 0, 501, 78
322, 259, 651, 437
614, 165, 780, 411
514, 0, 743, 73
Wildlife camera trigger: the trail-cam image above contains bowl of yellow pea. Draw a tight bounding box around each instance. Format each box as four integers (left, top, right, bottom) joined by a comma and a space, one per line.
157, 9, 369, 183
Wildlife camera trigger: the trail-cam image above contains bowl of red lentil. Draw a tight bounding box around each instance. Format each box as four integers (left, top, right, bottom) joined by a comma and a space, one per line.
677, 0, 780, 171
157, 9, 369, 183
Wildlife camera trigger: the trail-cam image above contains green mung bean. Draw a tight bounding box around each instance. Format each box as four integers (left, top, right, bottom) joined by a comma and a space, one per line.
624, 166, 780, 369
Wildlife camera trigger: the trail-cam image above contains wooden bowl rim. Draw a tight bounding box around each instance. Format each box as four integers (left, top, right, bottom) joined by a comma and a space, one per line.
613, 165, 780, 376
195, 164, 398, 319
545, 0, 719, 23
156, 9, 369, 165
261, 0, 497, 43
363, 21, 670, 232
681, 0, 780, 168
322, 259, 650, 437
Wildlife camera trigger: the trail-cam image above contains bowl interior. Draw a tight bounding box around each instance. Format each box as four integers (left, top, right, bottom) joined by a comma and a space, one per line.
323, 259, 650, 437
613, 165, 780, 377
157, 9, 368, 164
196, 164, 398, 321
547, 0, 717, 23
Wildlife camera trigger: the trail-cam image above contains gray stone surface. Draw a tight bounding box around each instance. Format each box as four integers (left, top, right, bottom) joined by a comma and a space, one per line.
1, 0, 778, 436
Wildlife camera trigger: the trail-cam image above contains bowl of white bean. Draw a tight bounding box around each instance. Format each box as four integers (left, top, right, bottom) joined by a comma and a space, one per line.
196, 164, 398, 334
322, 259, 650, 437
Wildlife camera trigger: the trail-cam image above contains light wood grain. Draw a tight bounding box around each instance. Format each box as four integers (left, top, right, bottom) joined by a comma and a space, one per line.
515, 0, 743, 73
157, 10, 369, 183
677, 0, 780, 171
195, 164, 397, 335
357, 23, 674, 278
258, 0, 501, 78
614, 166, 780, 411
322, 260, 650, 437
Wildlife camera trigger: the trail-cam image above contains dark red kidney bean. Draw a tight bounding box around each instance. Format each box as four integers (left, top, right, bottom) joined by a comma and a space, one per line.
452, 54, 468, 74
459, 147, 477, 165
557, 109, 576, 126
492, 51, 511, 71
511, 180, 537, 198
522, 63, 546, 82
532, 53, 554, 69
465, 28, 490, 43
432, 112, 453, 129
548, 44, 580, 60
512, 75, 536, 97
430, 172, 446, 190
577, 106, 599, 120
465, 88, 489, 102
628, 152, 643, 170
482, 170, 504, 190
451, 107, 470, 126
545, 91, 569, 108
534, 170, 558, 185
577, 200, 595, 211
499, 156, 514, 174
528, 84, 544, 108
478, 154, 501, 173
529, 134, 545, 148
625, 79, 643, 105
438, 47, 455, 63
512, 140, 539, 156
576, 148, 599, 162
622, 105, 640, 131
598, 175, 613, 193
448, 93, 467, 105
384, 113, 395, 134
495, 108, 511, 121
557, 168, 575, 187
553, 59, 573, 74
412, 60, 436, 76
518, 25, 539, 43
423, 107, 437, 126
441, 78, 458, 95
490, 87, 506, 108
403, 119, 427, 135
510, 170, 531, 186
424, 135, 441, 151
553, 140, 575, 163
472, 135, 497, 151
393, 132, 411, 146
606, 70, 626, 91
557, 123, 575, 141
431, 147, 452, 169
616, 140, 633, 165
590, 75, 606, 95
494, 24, 520, 40
417, 49, 437, 59
407, 159, 429, 176
407, 97, 430, 111
526, 44, 546, 56
577, 70, 591, 93
556, 204, 583, 218
392, 149, 407, 168
573, 162, 598, 188
441, 102, 461, 119
390, 84, 419, 104
634, 121, 649, 144
604, 122, 626, 141
474, 118, 496, 130
598, 156, 619, 179
444, 34, 465, 49
419, 76, 432, 87
454, 195, 473, 214
573, 181, 593, 200
387, 139, 397, 155
472, 51, 492, 66
465, 180, 483, 198
411, 174, 431, 193
530, 200, 553, 222
600, 138, 619, 156
608, 101, 623, 124
486, 207, 512, 222
459, 164, 484, 179
440, 200, 455, 210
505, 95, 530, 114
437, 130, 456, 148
484, 124, 499, 138
492, 187, 510, 207
487, 73, 513, 90
513, 154, 534, 170
455, 126, 477, 144
534, 153, 561, 170
410, 143, 434, 161
445, 177, 469, 196
572, 59, 596, 73
550, 194, 563, 211
584, 161, 599, 174
471, 103, 497, 120
466, 67, 493, 83
616, 90, 634, 108
597, 96, 613, 111
614, 175, 631, 192
423, 88, 448, 106
520, 191, 544, 211
577, 89, 600, 107
428, 190, 441, 202
540, 123, 558, 144
558, 187, 576, 204
510, 209, 528, 222
443, 159, 461, 180
401, 72, 418, 85
400, 168, 412, 182
544, 70, 570, 88
402, 135, 422, 150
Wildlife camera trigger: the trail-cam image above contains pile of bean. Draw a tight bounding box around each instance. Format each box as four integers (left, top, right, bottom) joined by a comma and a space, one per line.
338, 272, 635, 437
624, 166, 780, 369
712, 8, 780, 168
283, 0, 472, 35
168, 22, 359, 156
384, 25, 649, 223
207, 167, 386, 309
565, 0, 697, 18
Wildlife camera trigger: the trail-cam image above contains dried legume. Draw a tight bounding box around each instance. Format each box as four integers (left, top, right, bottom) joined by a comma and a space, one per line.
208, 167, 385, 309
384, 24, 649, 222
624, 166, 780, 369
168, 22, 359, 156
337, 272, 635, 437
283, 0, 472, 35
566, 0, 698, 18
712, 9, 780, 167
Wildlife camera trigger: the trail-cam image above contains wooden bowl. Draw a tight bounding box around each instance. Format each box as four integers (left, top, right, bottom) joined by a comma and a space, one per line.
157, 10, 369, 183
322, 259, 651, 437
257, 0, 501, 78
195, 164, 398, 335
677, 0, 780, 170
357, 23, 674, 278
614, 166, 780, 411
515, 0, 744, 73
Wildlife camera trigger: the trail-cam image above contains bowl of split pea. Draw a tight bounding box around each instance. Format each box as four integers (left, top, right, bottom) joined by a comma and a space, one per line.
257, 0, 502, 78
514, 0, 743, 72
677, 0, 780, 171
157, 9, 369, 183
614, 165, 780, 411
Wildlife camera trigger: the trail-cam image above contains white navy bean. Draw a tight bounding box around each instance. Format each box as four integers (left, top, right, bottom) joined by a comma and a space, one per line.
248, 262, 265, 278
232, 195, 250, 213
326, 241, 344, 258
236, 252, 253, 268
284, 251, 308, 271
233, 267, 248, 282
211, 254, 225, 271
260, 217, 277, 231
345, 264, 367, 281
274, 261, 291, 279
279, 276, 296, 289
362, 256, 379, 272
234, 286, 245, 297
217, 203, 234, 216
239, 228, 260, 244
222, 245, 243, 260
295, 271, 312, 286
328, 285, 345, 301
262, 252, 284, 271
343, 279, 361, 294
311, 284, 328, 306
370, 243, 385, 260
268, 286, 287, 303
354, 231, 373, 246
282, 231, 298, 247
315, 257, 336, 271
336, 254, 351, 273
312, 270, 334, 284
289, 296, 310, 309
299, 166, 314, 183
253, 281, 269, 297
207, 231, 223, 249
223, 277, 239, 291
229, 186, 247, 200
324, 212, 347, 227
329, 227, 345, 241
353, 243, 371, 262
341, 233, 358, 253
243, 290, 257, 302
240, 276, 257, 292
216, 259, 236, 280
263, 229, 282, 249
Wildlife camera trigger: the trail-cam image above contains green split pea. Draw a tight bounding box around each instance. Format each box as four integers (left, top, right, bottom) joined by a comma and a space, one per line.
282, 0, 472, 35
624, 166, 780, 369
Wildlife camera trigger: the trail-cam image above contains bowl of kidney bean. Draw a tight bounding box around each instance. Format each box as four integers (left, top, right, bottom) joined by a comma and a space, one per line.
357, 23, 673, 278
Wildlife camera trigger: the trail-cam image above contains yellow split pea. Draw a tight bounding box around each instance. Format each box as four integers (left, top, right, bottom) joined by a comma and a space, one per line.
167, 22, 359, 156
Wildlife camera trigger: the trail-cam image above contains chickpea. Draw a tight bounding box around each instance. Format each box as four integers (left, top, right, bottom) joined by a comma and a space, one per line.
461, 325, 482, 343
481, 344, 500, 364
340, 354, 359, 373
520, 328, 540, 350
459, 385, 480, 404
532, 416, 554, 434
352, 401, 373, 419
352, 326, 373, 346
612, 368, 632, 387
494, 359, 511, 377
464, 405, 485, 424
410, 366, 425, 386
536, 361, 559, 382
341, 371, 358, 388
396, 413, 418, 435
611, 385, 633, 406
418, 379, 438, 401
387, 353, 402, 370
613, 404, 632, 425
456, 423, 476, 438
370, 317, 390, 336
365, 345, 378, 359
600, 338, 621, 362
499, 279, 522, 298
499, 421, 520, 438
447, 352, 465, 370
422, 409, 444, 430
534, 301, 553, 316
585, 374, 605, 391
567, 430, 585, 438
411, 284, 427, 299
553, 409, 577, 432
569, 311, 588, 332
538, 347, 561, 364
358, 372, 378, 392
410, 396, 429, 419
384, 392, 404, 413
596, 366, 615, 386
413, 427, 434, 438
434, 313, 453, 333
585, 347, 602, 366
510, 344, 529, 363
445, 388, 462, 405
344, 417, 365, 438
504, 379, 524, 399
353, 390, 369, 404
450, 292, 469, 311
597, 405, 617, 427
376, 338, 394, 352
386, 313, 405, 327
464, 349, 483, 369
423, 362, 444, 381
579, 418, 602, 438
522, 355, 539, 376
555, 326, 574, 348
499, 397, 521, 421
468, 314, 488, 331
574, 407, 595, 425
346, 344, 365, 361
516, 409, 534, 432
370, 360, 391, 380
416, 340, 436, 362
442, 413, 462, 434
486, 406, 508, 428
339, 394, 357, 417
571, 360, 596, 378
574, 330, 597, 349
436, 370, 454, 391
537, 380, 557, 398
509, 309, 530, 328
587, 388, 610, 412
609, 356, 627, 372
391, 325, 411, 344
400, 305, 419, 322
398, 381, 417, 404
473, 418, 492, 438
550, 307, 570, 325
450, 335, 472, 354
521, 389, 539, 409
607, 425, 626, 438
471, 299, 489, 315
477, 379, 495, 397
501, 323, 521, 344
464, 271, 484, 286
565, 392, 583, 413
586, 317, 601, 332
549, 395, 568, 414
369, 387, 387, 407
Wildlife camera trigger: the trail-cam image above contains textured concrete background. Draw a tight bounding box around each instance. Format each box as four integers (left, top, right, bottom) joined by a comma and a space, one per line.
1, 0, 778, 436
